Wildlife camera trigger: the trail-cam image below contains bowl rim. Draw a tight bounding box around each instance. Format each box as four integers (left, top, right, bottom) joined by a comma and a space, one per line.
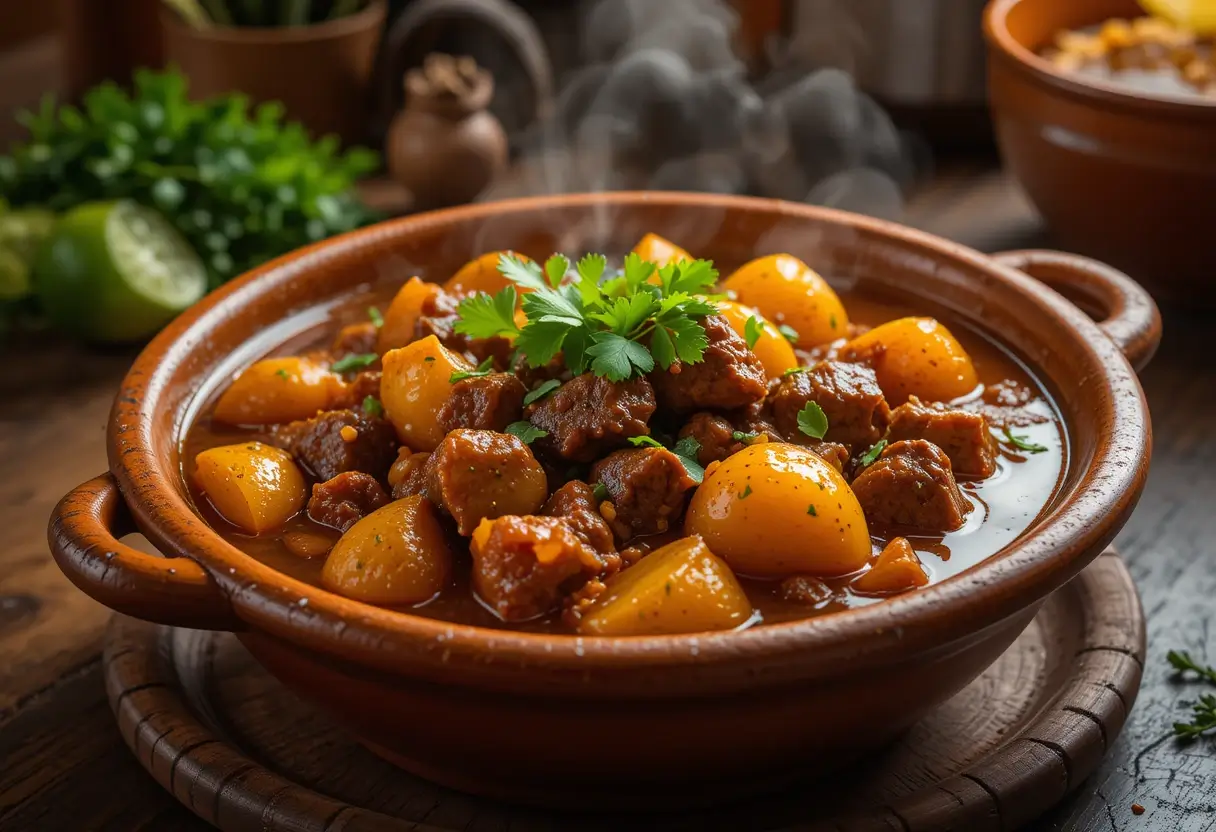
984, 0, 1216, 118
110, 191, 1151, 680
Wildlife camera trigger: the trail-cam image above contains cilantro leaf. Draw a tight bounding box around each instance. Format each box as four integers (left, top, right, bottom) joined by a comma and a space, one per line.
650, 324, 677, 370
562, 327, 592, 376
521, 286, 582, 326
621, 252, 656, 292
744, 315, 763, 349
497, 254, 547, 291
449, 356, 495, 383
778, 324, 799, 344
592, 482, 609, 502
544, 254, 570, 289
577, 253, 607, 285
1003, 427, 1048, 454
628, 435, 664, 449
657, 314, 710, 365
454, 286, 520, 339
362, 395, 383, 417
859, 439, 888, 467
589, 294, 659, 336
587, 332, 654, 381
514, 320, 570, 367
331, 353, 378, 374
661, 258, 718, 295
659, 292, 718, 318
523, 379, 562, 406
783, 365, 809, 377
797, 401, 829, 439
505, 421, 548, 444
732, 430, 760, 444
670, 435, 705, 484
368, 306, 384, 328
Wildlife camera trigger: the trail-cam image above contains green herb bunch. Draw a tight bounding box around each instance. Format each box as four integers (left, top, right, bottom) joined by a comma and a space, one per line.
0, 68, 378, 288
454, 252, 720, 382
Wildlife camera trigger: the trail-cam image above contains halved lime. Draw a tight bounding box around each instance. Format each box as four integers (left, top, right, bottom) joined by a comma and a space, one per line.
33, 200, 207, 343
1139, 0, 1216, 33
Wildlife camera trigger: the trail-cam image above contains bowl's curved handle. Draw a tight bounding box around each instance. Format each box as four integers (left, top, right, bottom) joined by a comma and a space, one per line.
48, 474, 242, 631
991, 249, 1162, 371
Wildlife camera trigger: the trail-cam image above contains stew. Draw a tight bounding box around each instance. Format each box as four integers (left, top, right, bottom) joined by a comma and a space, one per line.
184, 235, 1065, 635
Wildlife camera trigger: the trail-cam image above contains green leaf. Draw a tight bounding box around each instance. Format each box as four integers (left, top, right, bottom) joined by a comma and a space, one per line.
627, 435, 664, 449
589, 294, 658, 336
367, 306, 383, 328
661, 258, 718, 296
671, 435, 705, 484
806, 503, 817, 516
331, 353, 378, 373
544, 253, 570, 288
562, 327, 592, 376
587, 332, 653, 381
497, 253, 547, 291
796, 401, 829, 439
514, 320, 571, 367
362, 395, 383, 417
783, 366, 809, 377
650, 324, 676, 370
661, 315, 710, 365
738, 483, 752, 500
778, 324, 799, 344
505, 421, 548, 444
744, 315, 763, 349
592, 482, 609, 502
523, 379, 562, 406
577, 252, 607, 286
859, 439, 888, 468
732, 430, 760, 444
453, 286, 520, 339
449, 356, 495, 383
520, 286, 582, 326
1002, 427, 1048, 454
620, 252, 656, 292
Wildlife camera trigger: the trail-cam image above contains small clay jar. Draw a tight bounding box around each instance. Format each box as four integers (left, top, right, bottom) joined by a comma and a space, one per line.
386, 54, 509, 210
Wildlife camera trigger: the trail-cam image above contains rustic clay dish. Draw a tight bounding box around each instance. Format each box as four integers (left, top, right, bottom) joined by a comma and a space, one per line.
985, 0, 1216, 303
49, 193, 1158, 809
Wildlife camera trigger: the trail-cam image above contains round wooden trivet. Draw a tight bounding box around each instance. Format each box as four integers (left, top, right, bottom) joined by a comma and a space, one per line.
103, 548, 1144, 832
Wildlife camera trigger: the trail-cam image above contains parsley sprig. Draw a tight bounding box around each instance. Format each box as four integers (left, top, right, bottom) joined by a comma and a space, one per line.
454, 252, 719, 382
626, 434, 705, 484
1168, 651, 1216, 741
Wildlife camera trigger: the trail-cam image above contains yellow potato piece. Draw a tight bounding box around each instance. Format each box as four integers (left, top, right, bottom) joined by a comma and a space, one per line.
321, 495, 451, 605
378, 276, 441, 353
852, 537, 929, 596
632, 233, 693, 268
685, 443, 870, 578
212, 356, 347, 426
840, 316, 978, 404
380, 335, 473, 450
578, 535, 753, 636
444, 250, 531, 297
193, 442, 307, 534
721, 254, 848, 348
717, 299, 798, 380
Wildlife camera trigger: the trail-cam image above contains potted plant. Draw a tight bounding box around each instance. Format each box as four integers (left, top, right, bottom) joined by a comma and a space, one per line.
160, 0, 387, 144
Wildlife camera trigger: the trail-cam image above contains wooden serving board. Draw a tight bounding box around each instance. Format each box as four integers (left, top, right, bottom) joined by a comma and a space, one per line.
103, 549, 1144, 832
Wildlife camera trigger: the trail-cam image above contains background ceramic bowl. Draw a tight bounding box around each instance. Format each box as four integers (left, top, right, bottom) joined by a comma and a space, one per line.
985, 0, 1216, 304
49, 193, 1158, 809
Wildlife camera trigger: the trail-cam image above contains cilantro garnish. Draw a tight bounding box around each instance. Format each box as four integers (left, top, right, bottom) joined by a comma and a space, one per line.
744, 315, 763, 350
1003, 427, 1048, 454
449, 356, 494, 384
783, 366, 809, 377
627, 435, 664, 449
807, 504, 817, 516
523, 379, 562, 406
505, 421, 548, 444
453, 251, 718, 382
368, 306, 384, 328
362, 395, 383, 417
778, 324, 799, 344
797, 401, 829, 440
738, 484, 753, 500
627, 434, 703, 483
731, 430, 760, 444
592, 482, 610, 502
859, 439, 888, 468
331, 353, 377, 374
274, 368, 289, 380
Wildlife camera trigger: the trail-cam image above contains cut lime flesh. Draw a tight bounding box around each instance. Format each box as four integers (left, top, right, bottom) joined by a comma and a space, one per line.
107, 200, 207, 312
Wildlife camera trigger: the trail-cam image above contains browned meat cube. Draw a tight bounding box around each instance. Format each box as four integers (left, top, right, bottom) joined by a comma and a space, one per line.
676, 411, 786, 467
271, 409, 398, 482
650, 315, 766, 412
806, 440, 850, 473
769, 361, 890, 447
438, 372, 527, 433
525, 373, 656, 463
471, 515, 606, 621
335, 370, 382, 409
331, 322, 378, 357
851, 440, 971, 532
423, 429, 549, 534
388, 449, 430, 500
887, 396, 999, 478
591, 447, 698, 541
307, 472, 390, 532
542, 480, 619, 563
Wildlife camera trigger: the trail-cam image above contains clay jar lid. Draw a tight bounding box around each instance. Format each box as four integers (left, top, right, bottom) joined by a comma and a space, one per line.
405, 53, 494, 119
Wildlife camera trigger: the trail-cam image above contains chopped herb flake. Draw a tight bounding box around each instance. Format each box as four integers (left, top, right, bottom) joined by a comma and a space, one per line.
860, 439, 888, 467
829, 314, 838, 330
628, 435, 665, 449
738, 484, 753, 500
777, 323, 799, 344
275, 368, 289, 380
362, 395, 383, 417
731, 430, 760, 444
807, 504, 818, 516
783, 366, 809, 377
368, 306, 384, 328
449, 356, 495, 383
593, 483, 609, 502
331, 353, 378, 374
523, 379, 562, 406
1003, 427, 1048, 454
744, 314, 763, 349
796, 401, 829, 439
505, 421, 548, 444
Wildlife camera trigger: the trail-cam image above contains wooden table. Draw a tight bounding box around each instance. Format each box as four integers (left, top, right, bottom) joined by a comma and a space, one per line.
1, 169, 1214, 831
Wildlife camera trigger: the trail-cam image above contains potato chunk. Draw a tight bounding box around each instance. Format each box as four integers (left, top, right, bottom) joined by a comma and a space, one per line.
717, 299, 798, 380
193, 442, 307, 533
444, 250, 531, 297
321, 495, 451, 605
378, 276, 441, 353
380, 335, 474, 450
852, 537, 929, 596
721, 254, 848, 347
631, 232, 692, 268
684, 443, 870, 578
213, 356, 347, 426
578, 535, 753, 636
839, 317, 978, 404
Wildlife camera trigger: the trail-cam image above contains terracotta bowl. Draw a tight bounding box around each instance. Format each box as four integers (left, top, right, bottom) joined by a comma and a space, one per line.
985, 0, 1216, 304
48, 193, 1158, 809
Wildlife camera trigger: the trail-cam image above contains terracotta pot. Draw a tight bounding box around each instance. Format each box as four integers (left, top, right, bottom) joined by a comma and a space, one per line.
985, 0, 1216, 304
160, 1, 386, 144
47, 193, 1158, 809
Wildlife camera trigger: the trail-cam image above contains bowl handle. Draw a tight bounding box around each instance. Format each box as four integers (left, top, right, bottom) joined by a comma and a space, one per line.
48, 473, 242, 631
991, 250, 1162, 371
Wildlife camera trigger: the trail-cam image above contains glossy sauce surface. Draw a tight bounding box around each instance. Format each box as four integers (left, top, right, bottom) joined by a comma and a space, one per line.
182, 286, 1067, 632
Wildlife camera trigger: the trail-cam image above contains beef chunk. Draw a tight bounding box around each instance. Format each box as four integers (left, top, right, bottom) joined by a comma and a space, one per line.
423, 429, 548, 534
851, 440, 970, 532
307, 472, 389, 532
650, 315, 766, 412
887, 396, 999, 478
591, 447, 697, 541
677, 411, 782, 467
388, 449, 430, 500
542, 481, 619, 563
779, 575, 835, 608
438, 372, 526, 433
526, 373, 655, 463
769, 361, 890, 447
472, 515, 606, 621
805, 440, 850, 473
962, 380, 1053, 430
272, 409, 398, 482
331, 322, 378, 357
336, 370, 382, 409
